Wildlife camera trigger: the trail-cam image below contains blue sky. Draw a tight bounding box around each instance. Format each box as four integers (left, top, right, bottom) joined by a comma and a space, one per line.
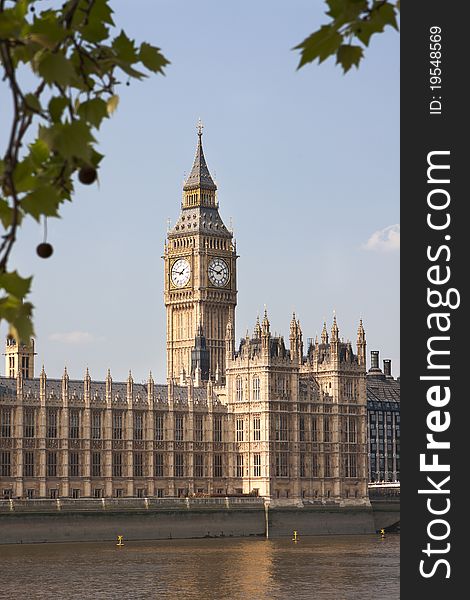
3, 0, 399, 383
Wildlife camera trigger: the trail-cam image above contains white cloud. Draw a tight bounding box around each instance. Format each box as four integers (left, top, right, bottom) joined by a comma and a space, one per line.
48, 331, 103, 344
363, 224, 400, 253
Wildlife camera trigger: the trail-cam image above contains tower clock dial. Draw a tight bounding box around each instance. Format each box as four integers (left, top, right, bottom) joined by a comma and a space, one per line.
208, 258, 230, 287
171, 258, 191, 287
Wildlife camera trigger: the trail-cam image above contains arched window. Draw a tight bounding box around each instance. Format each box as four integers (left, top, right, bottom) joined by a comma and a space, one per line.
253, 377, 260, 401
236, 377, 243, 402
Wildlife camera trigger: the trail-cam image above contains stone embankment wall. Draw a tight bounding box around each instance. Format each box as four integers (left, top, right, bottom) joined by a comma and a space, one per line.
0, 498, 397, 544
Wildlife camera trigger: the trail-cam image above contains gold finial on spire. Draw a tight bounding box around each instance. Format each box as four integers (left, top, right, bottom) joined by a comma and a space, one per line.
197, 117, 204, 137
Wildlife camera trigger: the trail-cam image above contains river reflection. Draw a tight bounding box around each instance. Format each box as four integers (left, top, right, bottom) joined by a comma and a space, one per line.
0, 534, 399, 599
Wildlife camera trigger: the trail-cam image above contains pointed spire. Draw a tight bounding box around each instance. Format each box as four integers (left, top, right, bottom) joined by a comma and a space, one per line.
357, 318, 365, 341
194, 361, 201, 387
127, 369, 133, 384
290, 312, 297, 333
262, 308, 270, 335
321, 322, 328, 344
254, 315, 261, 338
63, 366, 69, 379
183, 120, 217, 191
331, 314, 339, 342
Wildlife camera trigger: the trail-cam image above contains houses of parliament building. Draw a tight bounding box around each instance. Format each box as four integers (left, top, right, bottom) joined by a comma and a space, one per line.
0, 127, 373, 505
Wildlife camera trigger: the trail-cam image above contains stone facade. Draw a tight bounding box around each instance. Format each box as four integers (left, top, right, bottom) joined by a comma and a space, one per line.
0, 128, 370, 505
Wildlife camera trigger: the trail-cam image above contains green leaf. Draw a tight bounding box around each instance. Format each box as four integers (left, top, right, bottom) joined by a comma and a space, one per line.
0, 295, 34, 343
78, 98, 108, 128
13, 157, 36, 193
41, 121, 95, 162
112, 30, 137, 62
28, 11, 68, 48
326, 0, 367, 23
89, 0, 115, 26
38, 52, 75, 86
0, 199, 14, 229
114, 59, 147, 80
294, 25, 343, 68
107, 94, 120, 116
48, 96, 69, 122
336, 44, 364, 73
29, 139, 50, 167
139, 43, 169, 73
80, 18, 109, 43
0, 271, 32, 298
21, 185, 62, 221
24, 93, 42, 113
0, 10, 23, 39
375, 2, 399, 30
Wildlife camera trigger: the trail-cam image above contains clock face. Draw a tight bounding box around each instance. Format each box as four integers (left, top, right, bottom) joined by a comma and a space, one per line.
208, 258, 230, 287
171, 258, 191, 287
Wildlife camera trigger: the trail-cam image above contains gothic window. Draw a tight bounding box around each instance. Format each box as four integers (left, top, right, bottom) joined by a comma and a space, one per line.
324, 454, 331, 478
23, 407, 35, 438
312, 454, 320, 477
299, 416, 305, 441
213, 416, 222, 442
133, 452, 143, 477
253, 454, 261, 477
0, 451, 11, 477
23, 451, 34, 476
112, 452, 123, 477
194, 415, 203, 441
21, 356, 30, 379
8, 355, 14, 378
134, 412, 143, 440
0, 407, 11, 438
92, 452, 101, 477
323, 416, 332, 442
236, 418, 244, 442
175, 414, 184, 441
154, 413, 164, 441
275, 414, 288, 441
174, 453, 184, 477
236, 454, 243, 478
213, 454, 223, 478
112, 411, 123, 440
300, 453, 306, 478
275, 452, 288, 477
253, 377, 260, 400
47, 451, 57, 477
69, 409, 80, 439
343, 454, 357, 478
69, 452, 79, 477
236, 377, 243, 402
92, 411, 102, 440
253, 417, 261, 441
46, 408, 58, 438
154, 453, 164, 477
194, 454, 204, 478
348, 417, 357, 443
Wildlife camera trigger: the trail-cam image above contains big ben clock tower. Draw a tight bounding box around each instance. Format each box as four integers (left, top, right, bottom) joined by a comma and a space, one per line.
164, 122, 237, 383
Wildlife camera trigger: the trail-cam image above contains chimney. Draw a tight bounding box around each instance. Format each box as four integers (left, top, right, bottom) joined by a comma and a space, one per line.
370, 350, 379, 370
383, 359, 392, 377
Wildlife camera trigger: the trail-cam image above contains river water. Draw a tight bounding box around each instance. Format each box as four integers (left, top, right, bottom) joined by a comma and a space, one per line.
0, 534, 399, 599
